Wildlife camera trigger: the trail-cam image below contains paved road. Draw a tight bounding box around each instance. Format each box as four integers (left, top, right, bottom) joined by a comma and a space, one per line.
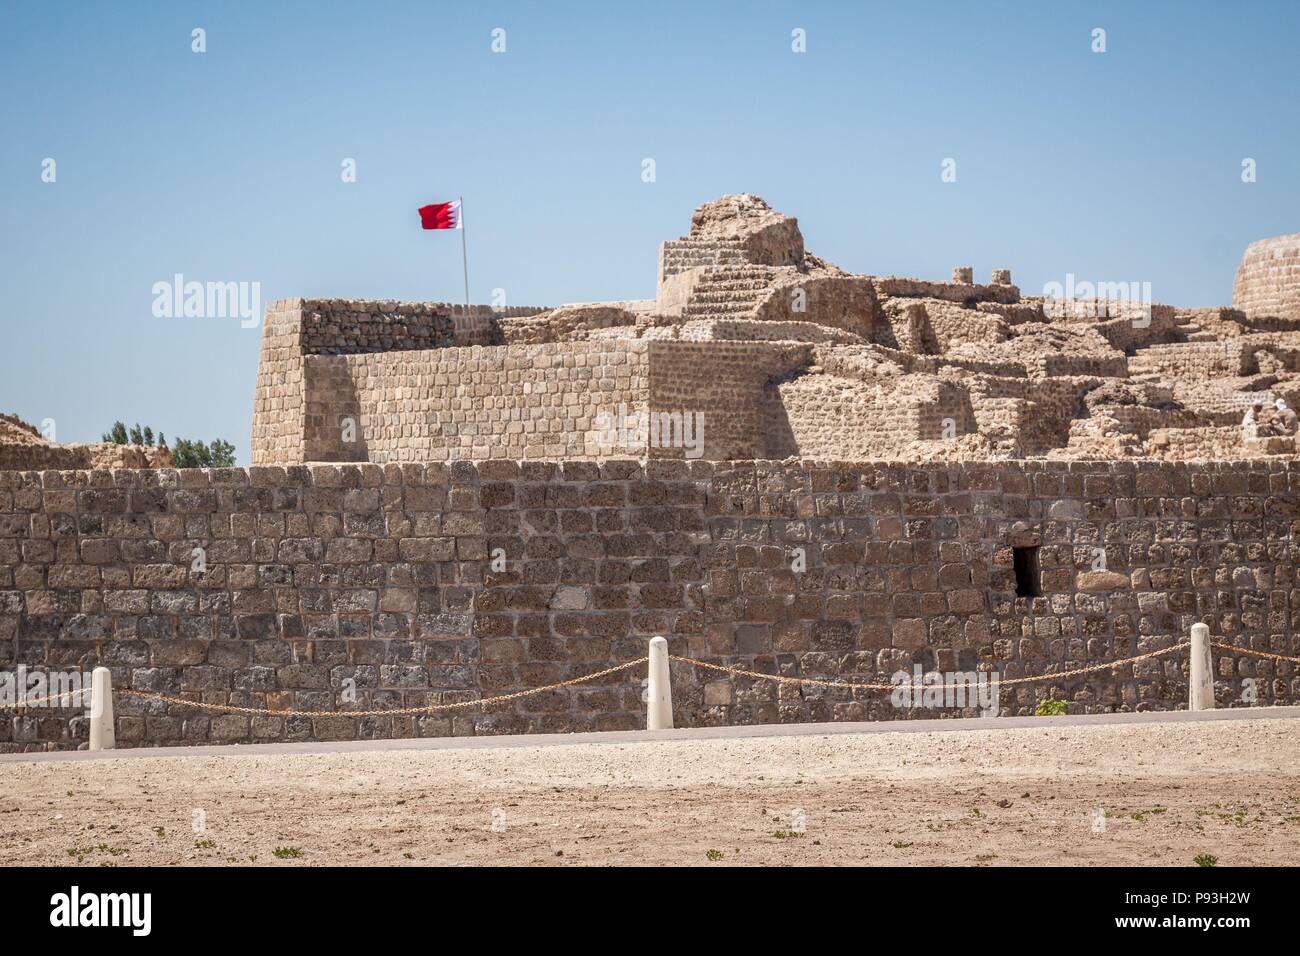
5, 704, 1299, 764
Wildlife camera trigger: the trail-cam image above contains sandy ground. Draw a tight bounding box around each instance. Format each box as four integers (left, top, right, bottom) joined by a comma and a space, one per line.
2, 718, 1298, 867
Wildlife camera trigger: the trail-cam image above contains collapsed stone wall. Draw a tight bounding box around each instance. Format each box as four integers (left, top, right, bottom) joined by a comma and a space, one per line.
3, 458, 1293, 752
0, 444, 171, 472
496, 306, 636, 345
965, 376, 1098, 455
751, 275, 879, 337
1147, 426, 1295, 459
0, 415, 172, 472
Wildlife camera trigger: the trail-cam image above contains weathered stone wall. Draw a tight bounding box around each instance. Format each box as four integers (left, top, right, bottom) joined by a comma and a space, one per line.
250, 300, 309, 465
871, 276, 1020, 306
646, 341, 811, 460
762, 376, 975, 459
297, 340, 810, 465
303, 341, 650, 463
297, 299, 549, 355
1233, 233, 1300, 321
1127, 340, 1253, 379
0, 441, 171, 472
751, 275, 880, 337
3, 458, 1294, 751
0, 414, 173, 472
252, 299, 550, 465
1147, 426, 1295, 459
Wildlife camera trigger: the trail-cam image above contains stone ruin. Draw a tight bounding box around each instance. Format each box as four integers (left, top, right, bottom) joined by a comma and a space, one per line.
250, 196, 1300, 467
5, 197, 1300, 751
0, 414, 171, 472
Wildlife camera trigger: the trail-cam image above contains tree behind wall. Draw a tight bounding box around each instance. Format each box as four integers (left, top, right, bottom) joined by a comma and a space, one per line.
101, 420, 236, 468
170, 438, 236, 468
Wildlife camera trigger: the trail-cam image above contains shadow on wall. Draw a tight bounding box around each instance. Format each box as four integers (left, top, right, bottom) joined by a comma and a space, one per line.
761, 383, 799, 459
758, 353, 822, 459
303, 356, 368, 463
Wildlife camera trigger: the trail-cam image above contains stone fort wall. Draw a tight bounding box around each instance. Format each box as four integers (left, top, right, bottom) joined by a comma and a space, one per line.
302, 341, 651, 463
2, 458, 1296, 751
252, 299, 550, 465
298, 339, 813, 464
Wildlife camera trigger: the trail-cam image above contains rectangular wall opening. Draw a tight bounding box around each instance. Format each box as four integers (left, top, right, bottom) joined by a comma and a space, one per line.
1013, 545, 1041, 598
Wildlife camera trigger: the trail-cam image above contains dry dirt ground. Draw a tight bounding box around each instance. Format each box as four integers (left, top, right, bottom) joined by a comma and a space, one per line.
2, 718, 1298, 867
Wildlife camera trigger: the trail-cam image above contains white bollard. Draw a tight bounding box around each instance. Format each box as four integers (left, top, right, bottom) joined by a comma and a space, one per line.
88, 666, 115, 751
1189, 623, 1214, 712
647, 636, 673, 730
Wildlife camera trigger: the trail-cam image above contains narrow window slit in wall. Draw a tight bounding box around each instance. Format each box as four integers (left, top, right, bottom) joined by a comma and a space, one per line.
1013, 545, 1040, 598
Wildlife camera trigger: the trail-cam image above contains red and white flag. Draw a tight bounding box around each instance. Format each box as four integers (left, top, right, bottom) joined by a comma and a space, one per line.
418, 199, 462, 230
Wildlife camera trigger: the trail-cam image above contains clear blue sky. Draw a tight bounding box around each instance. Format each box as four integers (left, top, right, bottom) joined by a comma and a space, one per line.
3, 1, 1298, 463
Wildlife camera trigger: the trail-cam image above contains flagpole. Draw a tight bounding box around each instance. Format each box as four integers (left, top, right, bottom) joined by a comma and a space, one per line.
459, 196, 470, 313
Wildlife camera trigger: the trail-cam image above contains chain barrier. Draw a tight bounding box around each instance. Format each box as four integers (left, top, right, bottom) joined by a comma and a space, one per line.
2, 641, 1297, 717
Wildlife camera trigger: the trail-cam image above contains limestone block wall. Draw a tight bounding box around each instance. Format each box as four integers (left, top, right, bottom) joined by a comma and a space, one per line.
966, 376, 1096, 455
657, 238, 747, 286
1233, 233, 1300, 321
1094, 404, 1200, 439
2, 459, 1295, 752
302, 341, 650, 463
250, 299, 308, 465
1034, 352, 1129, 378
0, 442, 171, 472
297, 299, 549, 355
1089, 305, 1179, 352
876, 301, 937, 353
646, 341, 812, 460
251, 299, 550, 465
298, 339, 812, 465
1147, 426, 1295, 459
655, 266, 704, 317
871, 277, 1020, 306
912, 299, 1007, 350
496, 306, 636, 345
761, 375, 975, 459
1127, 341, 1252, 379
751, 275, 880, 337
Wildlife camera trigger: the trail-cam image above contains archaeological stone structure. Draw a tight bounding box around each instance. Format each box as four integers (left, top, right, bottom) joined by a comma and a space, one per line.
250, 198, 1300, 467
3, 195, 1299, 751
1233, 232, 1300, 326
